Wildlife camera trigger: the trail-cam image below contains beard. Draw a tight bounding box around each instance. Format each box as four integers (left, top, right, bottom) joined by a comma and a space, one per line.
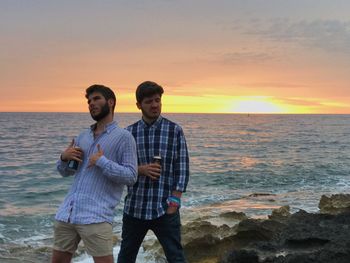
90, 102, 110, 121
141, 108, 160, 122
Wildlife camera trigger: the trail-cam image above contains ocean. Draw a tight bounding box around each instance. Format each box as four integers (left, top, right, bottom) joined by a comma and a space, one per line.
1, 112, 350, 262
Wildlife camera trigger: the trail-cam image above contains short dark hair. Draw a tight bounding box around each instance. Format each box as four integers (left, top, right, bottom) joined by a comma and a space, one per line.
136, 81, 164, 103
85, 84, 116, 111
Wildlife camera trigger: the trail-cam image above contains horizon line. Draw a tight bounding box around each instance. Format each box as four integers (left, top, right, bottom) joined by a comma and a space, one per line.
1, 111, 350, 115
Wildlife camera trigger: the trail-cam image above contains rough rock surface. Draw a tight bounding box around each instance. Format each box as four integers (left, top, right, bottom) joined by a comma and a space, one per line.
218, 194, 350, 263
178, 194, 350, 263
318, 194, 350, 214
220, 210, 350, 263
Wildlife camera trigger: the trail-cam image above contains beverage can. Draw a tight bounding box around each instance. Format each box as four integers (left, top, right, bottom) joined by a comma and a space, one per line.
68, 159, 79, 170
67, 146, 81, 171
153, 156, 162, 165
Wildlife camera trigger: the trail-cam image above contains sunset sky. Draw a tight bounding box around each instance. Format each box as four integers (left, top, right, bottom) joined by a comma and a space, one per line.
1, 0, 350, 113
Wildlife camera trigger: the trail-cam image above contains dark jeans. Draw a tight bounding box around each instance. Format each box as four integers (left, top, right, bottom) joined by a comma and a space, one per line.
117, 211, 186, 263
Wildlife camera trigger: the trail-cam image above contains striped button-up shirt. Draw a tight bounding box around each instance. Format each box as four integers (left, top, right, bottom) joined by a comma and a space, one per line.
124, 116, 189, 220
55, 121, 137, 224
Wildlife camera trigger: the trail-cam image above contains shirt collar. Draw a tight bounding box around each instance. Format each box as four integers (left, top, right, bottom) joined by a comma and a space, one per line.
90, 121, 117, 134
140, 115, 163, 128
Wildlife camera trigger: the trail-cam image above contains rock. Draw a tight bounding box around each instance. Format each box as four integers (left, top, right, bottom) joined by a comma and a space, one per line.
220, 211, 248, 221
268, 206, 291, 221
262, 249, 350, 263
182, 220, 236, 244
220, 210, 350, 263
221, 249, 259, 263
233, 218, 285, 247
112, 234, 119, 245
182, 220, 236, 262
319, 194, 350, 214
0, 244, 51, 263
248, 193, 277, 198
138, 195, 350, 263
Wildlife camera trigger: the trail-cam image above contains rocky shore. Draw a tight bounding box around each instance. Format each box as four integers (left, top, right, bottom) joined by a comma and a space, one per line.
2, 194, 350, 263
144, 194, 350, 263
190, 194, 350, 263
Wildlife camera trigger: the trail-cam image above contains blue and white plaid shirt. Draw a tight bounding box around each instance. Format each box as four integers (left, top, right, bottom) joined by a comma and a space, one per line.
55, 121, 137, 224
124, 116, 190, 220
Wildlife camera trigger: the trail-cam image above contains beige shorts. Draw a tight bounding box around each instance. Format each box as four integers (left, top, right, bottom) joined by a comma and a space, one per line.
53, 221, 113, 257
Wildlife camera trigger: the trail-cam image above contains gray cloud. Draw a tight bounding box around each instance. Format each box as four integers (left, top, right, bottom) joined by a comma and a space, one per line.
247, 18, 350, 54
218, 52, 274, 65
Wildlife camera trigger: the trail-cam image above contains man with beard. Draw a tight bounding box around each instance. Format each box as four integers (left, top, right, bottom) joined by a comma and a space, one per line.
51, 84, 137, 263
118, 81, 190, 263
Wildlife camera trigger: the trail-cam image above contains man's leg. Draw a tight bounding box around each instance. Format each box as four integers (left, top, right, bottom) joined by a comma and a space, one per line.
51, 221, 80, 263
78, 223, 114, 263
93, 255, 114, 263
51, 250, 73, 263
117, 213, 149, 263
152, 211, 186, 263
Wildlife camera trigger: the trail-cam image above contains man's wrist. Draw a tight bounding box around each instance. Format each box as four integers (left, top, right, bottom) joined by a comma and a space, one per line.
167, 196, 181, 208
138, 165, 145, 176
60, 154, 68, 162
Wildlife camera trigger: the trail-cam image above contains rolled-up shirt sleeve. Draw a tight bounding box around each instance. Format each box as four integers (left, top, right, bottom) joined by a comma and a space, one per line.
57, 159, 75, 177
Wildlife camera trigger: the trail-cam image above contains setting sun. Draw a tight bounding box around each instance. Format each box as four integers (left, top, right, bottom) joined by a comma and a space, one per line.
229, 97, 284, 114
161, 95, 317, 114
